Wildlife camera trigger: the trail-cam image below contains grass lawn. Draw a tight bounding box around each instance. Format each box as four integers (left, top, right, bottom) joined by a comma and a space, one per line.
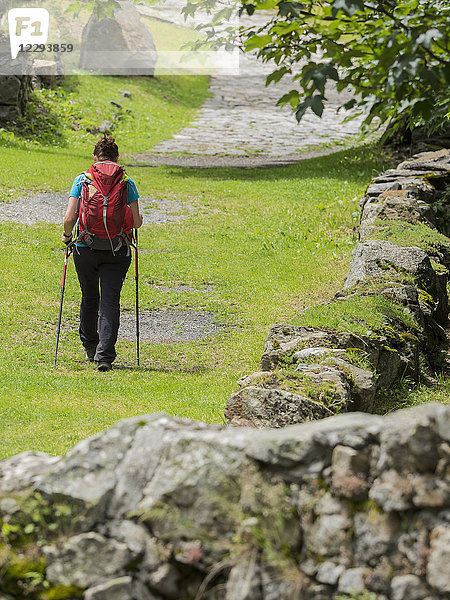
0, 132, 395, 458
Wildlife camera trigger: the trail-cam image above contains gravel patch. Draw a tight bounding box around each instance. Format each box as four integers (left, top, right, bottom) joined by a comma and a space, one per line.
118, 308, 221, 343
0, 193, 196, 226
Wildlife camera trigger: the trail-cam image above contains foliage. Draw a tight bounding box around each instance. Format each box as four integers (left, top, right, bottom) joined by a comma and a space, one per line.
65, 0, 146, 19
0, 74, 209, 155
183, 0, 450, 136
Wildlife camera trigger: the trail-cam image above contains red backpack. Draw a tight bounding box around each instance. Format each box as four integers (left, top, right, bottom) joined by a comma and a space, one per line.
77, 162, 134, 252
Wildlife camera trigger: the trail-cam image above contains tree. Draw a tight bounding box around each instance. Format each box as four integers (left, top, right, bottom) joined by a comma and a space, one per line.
184, 0, 450, 139
66, 0, 143, 19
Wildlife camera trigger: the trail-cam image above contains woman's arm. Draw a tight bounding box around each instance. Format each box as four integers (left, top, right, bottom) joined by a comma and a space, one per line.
62, 196, 78, 242
130, 199, 143, 229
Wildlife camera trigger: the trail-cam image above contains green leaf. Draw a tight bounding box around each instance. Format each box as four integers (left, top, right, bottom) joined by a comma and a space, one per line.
277, 89, 300, 109
294, 95, 325, 121
331, 0, 365, 17
245, 34, 273, 51
266, 67, 290, 86
311, 95, 325, 117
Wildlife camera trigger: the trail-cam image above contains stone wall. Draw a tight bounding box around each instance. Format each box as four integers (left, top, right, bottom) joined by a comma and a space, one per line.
0, 403, 449, 599
0, 36, 31, 123
226, 149, 450, 427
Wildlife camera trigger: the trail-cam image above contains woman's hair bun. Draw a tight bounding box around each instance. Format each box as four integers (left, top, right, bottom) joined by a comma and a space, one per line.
94, 135, 119, 161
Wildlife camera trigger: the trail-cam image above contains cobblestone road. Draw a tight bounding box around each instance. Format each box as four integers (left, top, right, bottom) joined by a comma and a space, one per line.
134, 1, 367, 167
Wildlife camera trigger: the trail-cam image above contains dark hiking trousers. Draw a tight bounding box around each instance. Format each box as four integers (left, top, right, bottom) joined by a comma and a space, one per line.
73, 246, 131, 364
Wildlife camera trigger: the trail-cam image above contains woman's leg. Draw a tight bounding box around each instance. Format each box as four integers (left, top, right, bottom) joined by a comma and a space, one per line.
73, 248, 100, 352
96, 249, 131, 364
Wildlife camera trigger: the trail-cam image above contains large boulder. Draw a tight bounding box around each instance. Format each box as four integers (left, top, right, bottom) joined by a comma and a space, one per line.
79, 0, 157, 75
225, 385, 333, 428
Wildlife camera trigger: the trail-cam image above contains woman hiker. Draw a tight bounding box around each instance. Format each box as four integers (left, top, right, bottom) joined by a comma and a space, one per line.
62, 136, 143, 371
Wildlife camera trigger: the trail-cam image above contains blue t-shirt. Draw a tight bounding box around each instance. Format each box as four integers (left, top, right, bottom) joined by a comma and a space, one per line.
70, 172, 139, 205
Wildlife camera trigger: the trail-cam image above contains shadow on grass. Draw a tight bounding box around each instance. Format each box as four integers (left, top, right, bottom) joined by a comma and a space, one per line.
128, 144, 395, 185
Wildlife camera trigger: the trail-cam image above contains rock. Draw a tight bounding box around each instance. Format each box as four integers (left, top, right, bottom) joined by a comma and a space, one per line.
337, 568, 368, 594
315, 492, 345, 516
0, 497, 19, 515
307, 512, 351, 557
103, 520, 150, 556
331, 444, 370, 500
379, 285, 424, 326
38, 415, 161, 510
294, 363, 351, 406
398, 149, 450, 171
225, 386, 332, 428
0, 70, 31, 122
353, 510, 400, 566
108, 418, 169, 517
315, 561, 345, 585
0, 451, 60, 493
32, 59, 58, 88
370, 469, 415, 511
365, 180, 401, 198
301, 558, 318, 577
84, 576, 158, 600
304, 583, 332, 600
360, 193, 436, 235
391, 574, 429, 600
344, 240, 435, 289
0, 405, 448, 600
436, 406, 450, 442
292, 347, 346, 361
260, 324, 370, 371
133, 423, 251, 563
397, 518, 429, 573
246, 412, 383, 473
411, 474, 450, 507
121, 90, 132, 98
427, 525, 450, 593
323, 357, 377, 411
260, 567, 298, 600
365, 558, 393, 595
44, 532, 132, 588
376, 403, 442, 473
225, 555, 261, 600
79, 0, 157, 74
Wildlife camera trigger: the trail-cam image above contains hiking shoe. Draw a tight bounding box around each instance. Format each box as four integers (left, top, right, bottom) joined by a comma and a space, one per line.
85, 347, 97, 362
97, 362, 112, 372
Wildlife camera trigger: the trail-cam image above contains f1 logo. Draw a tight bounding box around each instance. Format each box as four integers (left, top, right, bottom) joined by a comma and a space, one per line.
8, 8, 50, 59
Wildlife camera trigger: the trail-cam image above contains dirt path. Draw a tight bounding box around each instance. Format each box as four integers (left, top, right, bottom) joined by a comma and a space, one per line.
0, 193, 196, 226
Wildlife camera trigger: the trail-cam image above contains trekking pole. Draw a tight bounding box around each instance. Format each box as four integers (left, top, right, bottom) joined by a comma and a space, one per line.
134, 229, 140, 366
54, 244, 72, 367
